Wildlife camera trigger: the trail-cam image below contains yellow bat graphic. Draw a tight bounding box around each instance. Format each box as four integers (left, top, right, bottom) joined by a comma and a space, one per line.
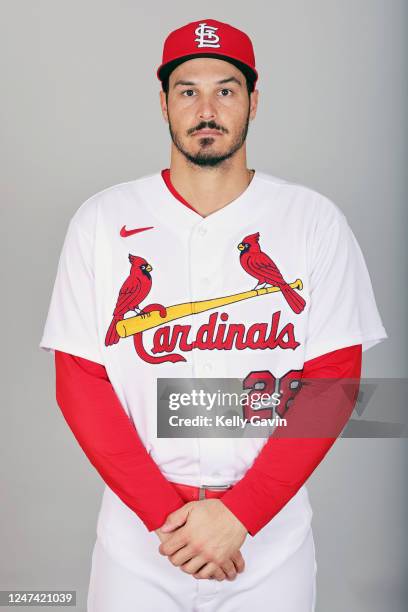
116, 279, 304, 338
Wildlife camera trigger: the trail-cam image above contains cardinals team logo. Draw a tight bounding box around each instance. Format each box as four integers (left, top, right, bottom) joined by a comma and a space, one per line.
105, 231, 306, 364
238, 232, 306, 314
194, 23, 221, 48
105, 255, 153, 346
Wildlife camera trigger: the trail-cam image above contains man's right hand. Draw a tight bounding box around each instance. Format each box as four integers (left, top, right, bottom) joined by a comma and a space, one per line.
155, 526, 245, 581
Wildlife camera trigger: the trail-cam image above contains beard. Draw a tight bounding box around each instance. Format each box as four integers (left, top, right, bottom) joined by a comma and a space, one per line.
168, 107, 251, 168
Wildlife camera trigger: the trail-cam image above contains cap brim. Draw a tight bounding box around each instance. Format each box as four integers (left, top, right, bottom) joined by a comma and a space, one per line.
157, 53, 258, 90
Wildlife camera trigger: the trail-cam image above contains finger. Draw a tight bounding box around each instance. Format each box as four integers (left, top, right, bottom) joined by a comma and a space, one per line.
231, 551, 245, 573
160, 505, 191, 533
193, 563, 227, 581
180, 555, 209, 576
159, 533, 188, 557
212, 566, 228, 581
169, 545, 196, 568
221, 559, 237, 580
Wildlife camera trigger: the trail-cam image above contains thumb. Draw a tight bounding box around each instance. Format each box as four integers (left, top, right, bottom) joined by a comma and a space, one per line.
160, 505, 190, 532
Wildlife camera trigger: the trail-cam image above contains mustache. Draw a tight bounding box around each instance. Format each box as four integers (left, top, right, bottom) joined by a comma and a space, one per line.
187, 121, 228, 135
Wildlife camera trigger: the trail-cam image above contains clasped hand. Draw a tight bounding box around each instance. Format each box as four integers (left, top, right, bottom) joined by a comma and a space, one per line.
155, 499, 248, 581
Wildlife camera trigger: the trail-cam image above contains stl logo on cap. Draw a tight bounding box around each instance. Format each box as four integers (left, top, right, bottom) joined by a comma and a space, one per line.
156, 18, 258, 90
194, 22, 221, 48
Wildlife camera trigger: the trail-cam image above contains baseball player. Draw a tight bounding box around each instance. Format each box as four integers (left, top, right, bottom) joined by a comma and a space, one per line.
39, 18, 388, 612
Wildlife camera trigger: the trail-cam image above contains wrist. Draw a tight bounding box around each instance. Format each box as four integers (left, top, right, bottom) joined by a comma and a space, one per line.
219, 499, 248, 535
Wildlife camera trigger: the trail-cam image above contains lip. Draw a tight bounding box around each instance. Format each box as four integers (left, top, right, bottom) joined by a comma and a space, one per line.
193, 129, 223, 136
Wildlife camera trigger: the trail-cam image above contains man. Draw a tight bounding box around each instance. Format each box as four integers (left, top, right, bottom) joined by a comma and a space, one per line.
39, 18, 387, 611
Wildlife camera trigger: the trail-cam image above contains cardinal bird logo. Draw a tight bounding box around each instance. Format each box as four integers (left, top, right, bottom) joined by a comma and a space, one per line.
105, 254, 153, 346
238, 232, 306, 314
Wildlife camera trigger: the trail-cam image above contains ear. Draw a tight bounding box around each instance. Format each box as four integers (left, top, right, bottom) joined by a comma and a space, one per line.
249, 89, 259, 121
159, 90, 169, 123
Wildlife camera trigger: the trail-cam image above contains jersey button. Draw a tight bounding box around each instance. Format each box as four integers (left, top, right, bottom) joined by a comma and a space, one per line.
198, 226, 207, 237
203, 362, 213, 373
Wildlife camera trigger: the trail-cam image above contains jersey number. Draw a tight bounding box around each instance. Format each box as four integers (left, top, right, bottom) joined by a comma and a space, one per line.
242, 369, 303, 420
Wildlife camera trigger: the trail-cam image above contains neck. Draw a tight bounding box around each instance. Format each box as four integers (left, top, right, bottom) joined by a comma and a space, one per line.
168, 148, 254, 217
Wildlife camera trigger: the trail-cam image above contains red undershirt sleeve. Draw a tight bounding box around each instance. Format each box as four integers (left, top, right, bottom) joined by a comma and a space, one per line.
220, 344, 362, 537
54, 349, 186, 532
54, 345, 361, 537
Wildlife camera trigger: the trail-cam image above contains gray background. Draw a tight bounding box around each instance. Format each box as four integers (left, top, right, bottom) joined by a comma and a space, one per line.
1, 1, 406, 610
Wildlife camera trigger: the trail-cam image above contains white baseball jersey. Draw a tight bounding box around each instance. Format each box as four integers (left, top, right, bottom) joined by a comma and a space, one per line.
39, 170, 387, 571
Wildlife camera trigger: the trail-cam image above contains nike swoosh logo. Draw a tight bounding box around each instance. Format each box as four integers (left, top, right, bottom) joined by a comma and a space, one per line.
120, 225, 154, 237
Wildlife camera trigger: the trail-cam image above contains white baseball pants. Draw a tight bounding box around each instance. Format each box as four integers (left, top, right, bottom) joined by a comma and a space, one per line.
86, 517, 317, 611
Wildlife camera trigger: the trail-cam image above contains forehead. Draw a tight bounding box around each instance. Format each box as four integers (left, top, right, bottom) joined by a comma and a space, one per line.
169, 57, 245, 84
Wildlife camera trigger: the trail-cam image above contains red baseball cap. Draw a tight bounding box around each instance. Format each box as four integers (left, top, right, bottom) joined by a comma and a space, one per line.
157, 19, 258, 91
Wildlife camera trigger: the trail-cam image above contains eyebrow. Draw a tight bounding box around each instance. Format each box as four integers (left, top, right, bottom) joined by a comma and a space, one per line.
172, 76, 242, 89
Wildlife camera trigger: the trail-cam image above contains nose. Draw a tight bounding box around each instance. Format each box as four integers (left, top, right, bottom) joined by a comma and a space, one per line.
197, 95, 217, 121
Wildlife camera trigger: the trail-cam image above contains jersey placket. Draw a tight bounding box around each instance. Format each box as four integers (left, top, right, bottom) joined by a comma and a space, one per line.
186, 220, 229, 486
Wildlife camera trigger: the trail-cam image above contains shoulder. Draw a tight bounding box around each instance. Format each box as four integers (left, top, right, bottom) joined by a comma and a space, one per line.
68, 172, 161, 233
255, 170, 347, 228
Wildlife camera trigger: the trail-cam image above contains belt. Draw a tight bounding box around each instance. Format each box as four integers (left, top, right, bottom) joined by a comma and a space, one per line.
170, 481, 232, 502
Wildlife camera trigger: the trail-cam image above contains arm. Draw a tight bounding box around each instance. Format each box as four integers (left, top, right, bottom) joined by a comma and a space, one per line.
220, 344, 362, 536
54, 349, 186, 532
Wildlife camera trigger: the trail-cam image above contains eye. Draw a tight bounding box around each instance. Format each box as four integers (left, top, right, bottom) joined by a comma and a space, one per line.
218, 88, 233, 96
182, 89, 196, 97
